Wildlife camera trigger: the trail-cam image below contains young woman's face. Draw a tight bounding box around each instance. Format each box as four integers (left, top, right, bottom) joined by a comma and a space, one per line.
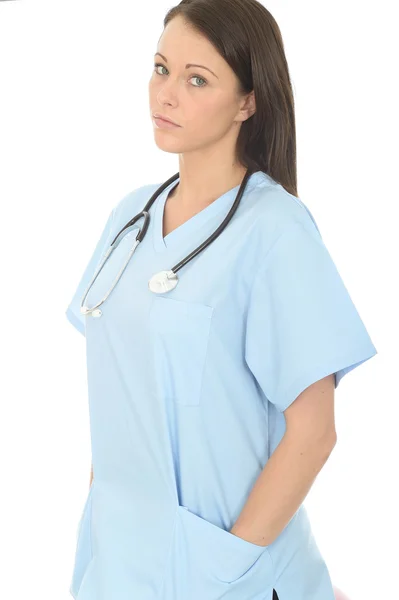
148, 15, 248, 154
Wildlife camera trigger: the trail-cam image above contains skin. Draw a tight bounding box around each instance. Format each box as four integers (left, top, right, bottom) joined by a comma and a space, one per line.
148, 14, 256, 216
90, 16, 338, 541
230, 374, 337, 546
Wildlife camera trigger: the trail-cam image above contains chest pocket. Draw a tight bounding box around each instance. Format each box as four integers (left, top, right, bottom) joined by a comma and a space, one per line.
149, 296, 213, 406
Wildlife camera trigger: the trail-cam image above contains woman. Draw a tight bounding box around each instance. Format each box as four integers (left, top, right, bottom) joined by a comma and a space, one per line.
66, 2, 377, 599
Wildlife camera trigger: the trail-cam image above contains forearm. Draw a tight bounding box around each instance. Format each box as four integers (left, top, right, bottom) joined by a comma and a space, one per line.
230, 431, 336, 546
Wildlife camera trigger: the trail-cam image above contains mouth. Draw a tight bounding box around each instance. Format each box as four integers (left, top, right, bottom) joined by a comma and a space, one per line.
153, 113, 180, 126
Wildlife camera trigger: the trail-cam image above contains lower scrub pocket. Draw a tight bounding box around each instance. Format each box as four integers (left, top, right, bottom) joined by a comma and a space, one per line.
159, 504, 274, 600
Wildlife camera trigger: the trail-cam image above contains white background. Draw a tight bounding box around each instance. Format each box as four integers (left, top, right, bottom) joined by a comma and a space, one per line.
0, 1, 396, 599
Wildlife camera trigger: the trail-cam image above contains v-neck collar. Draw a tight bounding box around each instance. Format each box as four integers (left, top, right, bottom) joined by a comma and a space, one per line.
152, 171, 265, 253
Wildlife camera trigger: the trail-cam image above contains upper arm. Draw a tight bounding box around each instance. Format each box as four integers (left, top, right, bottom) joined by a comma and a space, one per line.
283, 373, 337, 443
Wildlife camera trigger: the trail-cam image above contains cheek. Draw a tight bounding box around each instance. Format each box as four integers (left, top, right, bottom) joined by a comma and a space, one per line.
148, 76, 165, 99
186, 98, 230, 132
148, 78, 158, 97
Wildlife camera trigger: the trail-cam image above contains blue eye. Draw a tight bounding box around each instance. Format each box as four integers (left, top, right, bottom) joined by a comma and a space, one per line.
153, 63, 208, 88
154, 63, 168, 77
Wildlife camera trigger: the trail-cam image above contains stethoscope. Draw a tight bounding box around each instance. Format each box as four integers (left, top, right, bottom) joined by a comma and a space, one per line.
80, 168, 254, 318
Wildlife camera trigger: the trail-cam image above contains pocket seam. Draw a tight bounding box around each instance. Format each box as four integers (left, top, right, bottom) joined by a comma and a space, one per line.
177, 504, 268, 585
178, 504, 267, 557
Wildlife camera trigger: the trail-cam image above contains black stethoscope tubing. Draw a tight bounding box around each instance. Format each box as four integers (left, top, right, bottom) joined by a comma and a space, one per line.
109, 168, 254, 275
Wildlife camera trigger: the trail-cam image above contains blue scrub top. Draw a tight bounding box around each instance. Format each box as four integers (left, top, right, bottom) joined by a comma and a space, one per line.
66, 170, 377, 600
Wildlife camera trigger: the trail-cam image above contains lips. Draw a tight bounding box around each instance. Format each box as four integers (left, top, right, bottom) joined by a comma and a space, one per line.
153, 113, 180, 126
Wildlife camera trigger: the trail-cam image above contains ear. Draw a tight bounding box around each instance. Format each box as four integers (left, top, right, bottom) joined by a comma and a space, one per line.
238, 90, 256, 122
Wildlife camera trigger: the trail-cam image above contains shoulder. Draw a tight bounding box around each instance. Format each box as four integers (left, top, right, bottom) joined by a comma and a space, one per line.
244, 176, 324, 260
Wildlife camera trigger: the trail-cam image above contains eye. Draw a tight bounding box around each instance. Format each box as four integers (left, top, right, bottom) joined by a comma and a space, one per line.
153, 62, 168, 77
153, 63, 208, 88
190, 75, 208, 88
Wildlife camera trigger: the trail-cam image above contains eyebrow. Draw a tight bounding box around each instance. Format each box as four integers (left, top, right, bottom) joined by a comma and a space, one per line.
154, 52, 218, 79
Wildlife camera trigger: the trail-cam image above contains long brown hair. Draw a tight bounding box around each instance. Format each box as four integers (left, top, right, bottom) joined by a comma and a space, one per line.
162, 0, 298, 197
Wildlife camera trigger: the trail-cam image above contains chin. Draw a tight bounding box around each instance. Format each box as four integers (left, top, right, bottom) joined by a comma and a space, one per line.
153, 138, 187, 154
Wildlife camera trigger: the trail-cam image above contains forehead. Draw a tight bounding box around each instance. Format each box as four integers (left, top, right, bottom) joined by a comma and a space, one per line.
157, 17, 220, 64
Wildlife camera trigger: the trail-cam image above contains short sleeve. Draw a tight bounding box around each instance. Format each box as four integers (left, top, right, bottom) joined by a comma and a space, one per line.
244, 220, 378, 413
65, 207, 115, 336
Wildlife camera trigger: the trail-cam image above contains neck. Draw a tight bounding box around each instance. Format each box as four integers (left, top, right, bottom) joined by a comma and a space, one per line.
170, 155, 248, 210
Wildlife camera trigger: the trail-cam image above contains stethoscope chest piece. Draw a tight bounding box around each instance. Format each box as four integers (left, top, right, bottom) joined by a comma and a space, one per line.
80, 169, 254, 311
148, 270, 179, 294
